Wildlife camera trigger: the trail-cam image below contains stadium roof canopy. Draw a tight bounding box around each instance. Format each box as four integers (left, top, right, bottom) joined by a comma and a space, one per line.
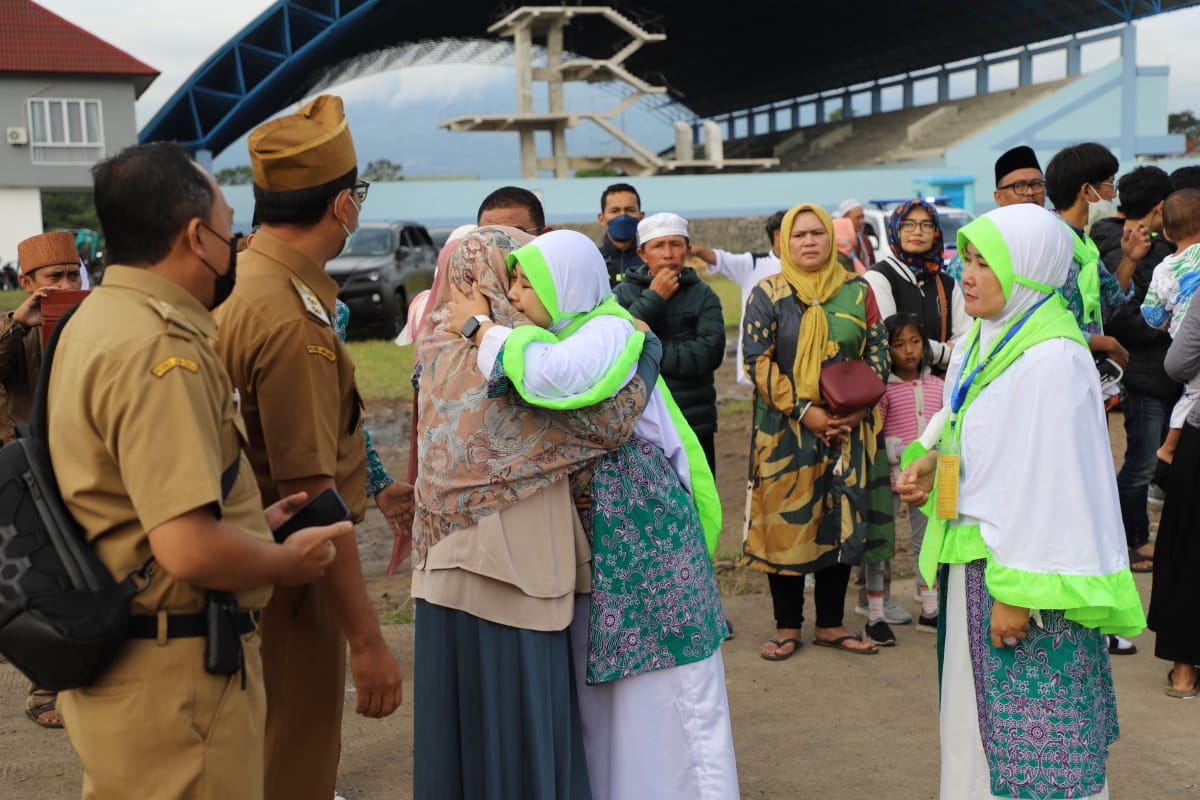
140, 0, 1200, 156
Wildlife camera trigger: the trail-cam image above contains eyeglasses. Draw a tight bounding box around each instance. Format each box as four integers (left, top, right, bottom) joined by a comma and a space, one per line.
515, 225, 545, 235
352, 180, 370, 204
997, 179, 1046, 195
1095, 180, 1118, 196
898, 220, 937, 233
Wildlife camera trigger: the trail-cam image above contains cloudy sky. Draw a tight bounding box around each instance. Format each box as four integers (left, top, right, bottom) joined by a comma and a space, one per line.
32, 0, 1200, 178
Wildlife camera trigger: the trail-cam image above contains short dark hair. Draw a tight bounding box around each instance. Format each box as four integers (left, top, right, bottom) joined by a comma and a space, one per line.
252, 167, 357, 227
1044, 142, 1119, 211
475, 186, 546, 228
1163, 188, 1200, 242
1171, 165, 1200, 191
764, 210, 787, 245
92, 142, 214, 267
884, 312, 932, 369
600, 182, 641, 212
1116, 165, 1174, 219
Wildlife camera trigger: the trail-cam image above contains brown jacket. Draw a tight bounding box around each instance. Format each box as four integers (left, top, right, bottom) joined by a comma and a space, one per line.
0, 312, 41, 443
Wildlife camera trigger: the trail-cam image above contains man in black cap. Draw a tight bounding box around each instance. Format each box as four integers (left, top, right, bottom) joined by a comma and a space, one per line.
994, 145, 1046, 208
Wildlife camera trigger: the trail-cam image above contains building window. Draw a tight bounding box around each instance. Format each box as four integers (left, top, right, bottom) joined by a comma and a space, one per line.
27, 98, 104, 164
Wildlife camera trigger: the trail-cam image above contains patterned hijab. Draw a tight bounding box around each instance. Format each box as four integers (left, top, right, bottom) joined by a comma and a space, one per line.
886, 199, 945, 278
413, 226, 647, 559
779, 202, 855, 402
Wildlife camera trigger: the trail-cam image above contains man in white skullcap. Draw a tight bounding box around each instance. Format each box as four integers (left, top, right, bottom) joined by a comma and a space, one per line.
836, 197, 876, 266
613, 212, 726, 472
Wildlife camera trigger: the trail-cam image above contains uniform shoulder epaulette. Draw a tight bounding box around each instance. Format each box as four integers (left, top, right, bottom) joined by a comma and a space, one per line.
291, 278, 331, 326
146, 297, 202, 337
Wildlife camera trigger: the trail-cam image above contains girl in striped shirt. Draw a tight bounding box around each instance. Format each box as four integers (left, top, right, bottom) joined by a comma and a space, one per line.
878, 313, 945, 633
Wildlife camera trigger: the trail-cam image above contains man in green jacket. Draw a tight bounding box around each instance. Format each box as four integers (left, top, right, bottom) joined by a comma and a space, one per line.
614, 212, 725, 471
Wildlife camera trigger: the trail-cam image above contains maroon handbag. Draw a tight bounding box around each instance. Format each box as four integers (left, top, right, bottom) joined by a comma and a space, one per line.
819, 359, 885, 417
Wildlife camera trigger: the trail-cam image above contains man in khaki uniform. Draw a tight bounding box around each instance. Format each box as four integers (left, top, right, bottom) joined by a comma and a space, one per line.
48, 141, 350, 800
213, 95, 404, 800
1, 231, 84, 728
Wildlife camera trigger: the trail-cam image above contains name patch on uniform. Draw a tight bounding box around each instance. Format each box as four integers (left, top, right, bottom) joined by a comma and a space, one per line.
306, 345, 336, 362
151, 357, 199, 377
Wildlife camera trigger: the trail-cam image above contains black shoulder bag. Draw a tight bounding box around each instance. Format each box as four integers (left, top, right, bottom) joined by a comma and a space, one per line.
0, 304, 151, 690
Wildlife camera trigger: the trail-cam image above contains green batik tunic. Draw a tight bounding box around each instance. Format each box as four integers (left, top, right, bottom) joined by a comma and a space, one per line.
741, 274, 893, 574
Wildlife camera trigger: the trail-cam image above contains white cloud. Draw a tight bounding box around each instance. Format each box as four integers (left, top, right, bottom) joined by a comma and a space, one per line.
331, 64, 514, 109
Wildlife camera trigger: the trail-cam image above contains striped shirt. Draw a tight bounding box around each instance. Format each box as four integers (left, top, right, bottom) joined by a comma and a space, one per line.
878, 369, 945, 488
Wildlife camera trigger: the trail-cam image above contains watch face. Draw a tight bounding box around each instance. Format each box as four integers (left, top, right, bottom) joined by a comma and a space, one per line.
461, 316, 480, 340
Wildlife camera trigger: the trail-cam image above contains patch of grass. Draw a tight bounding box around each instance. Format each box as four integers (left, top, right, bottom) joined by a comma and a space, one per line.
0, 290, 23, 313
345, 340, 415, 403
711, 546, 767, 596
698, 270, 742, 330
379, 606, 414, 626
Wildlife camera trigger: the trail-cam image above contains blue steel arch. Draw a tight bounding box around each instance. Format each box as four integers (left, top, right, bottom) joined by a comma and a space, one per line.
141, 0, 1200, 159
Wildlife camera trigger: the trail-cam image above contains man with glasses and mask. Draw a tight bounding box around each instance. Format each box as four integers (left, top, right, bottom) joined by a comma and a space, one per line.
48, 141, 350, 800
0, 231, 84, 730
213, 94, 405, 800
1045, 142, 1138, 376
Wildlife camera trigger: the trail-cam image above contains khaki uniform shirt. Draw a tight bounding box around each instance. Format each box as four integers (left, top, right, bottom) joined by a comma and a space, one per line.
48, 266, 274, 614
213, 230, 367, 521
0, 311, 41, 442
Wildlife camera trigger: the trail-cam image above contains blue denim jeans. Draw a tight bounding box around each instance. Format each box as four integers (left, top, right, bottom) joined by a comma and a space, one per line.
1116, 388, 1172, 549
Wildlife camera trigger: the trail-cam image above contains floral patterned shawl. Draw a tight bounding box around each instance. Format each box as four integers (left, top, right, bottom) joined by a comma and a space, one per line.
413, 226, 649, 559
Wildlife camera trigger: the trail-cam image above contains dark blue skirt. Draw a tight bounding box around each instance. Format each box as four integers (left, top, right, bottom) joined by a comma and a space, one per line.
413, 598, 592, 800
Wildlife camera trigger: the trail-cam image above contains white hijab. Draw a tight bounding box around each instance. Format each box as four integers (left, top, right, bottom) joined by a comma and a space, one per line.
946, 204, 1128, 578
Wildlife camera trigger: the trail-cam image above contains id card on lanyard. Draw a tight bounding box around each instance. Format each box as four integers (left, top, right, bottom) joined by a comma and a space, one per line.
938, 296, 1050, 520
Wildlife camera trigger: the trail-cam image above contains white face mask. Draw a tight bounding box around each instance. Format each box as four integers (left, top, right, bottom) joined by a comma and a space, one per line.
337, 194, 361, 257
1086, 184, 1118, 228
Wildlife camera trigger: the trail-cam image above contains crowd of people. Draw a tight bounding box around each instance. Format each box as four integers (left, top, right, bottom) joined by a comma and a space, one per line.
0, 90, 1194, 800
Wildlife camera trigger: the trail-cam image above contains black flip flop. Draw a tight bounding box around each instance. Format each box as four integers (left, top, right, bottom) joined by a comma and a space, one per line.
1128, 548, 1153, 573
760, 637, 802, 661
812, 632, 878, 655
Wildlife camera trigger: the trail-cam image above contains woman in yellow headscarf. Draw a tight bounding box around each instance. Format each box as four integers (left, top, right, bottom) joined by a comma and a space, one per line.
742, 202, 893, 659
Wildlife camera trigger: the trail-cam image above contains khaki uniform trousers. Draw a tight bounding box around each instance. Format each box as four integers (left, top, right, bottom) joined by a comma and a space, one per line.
261, 583, 347, 800
59, 631, 265, 800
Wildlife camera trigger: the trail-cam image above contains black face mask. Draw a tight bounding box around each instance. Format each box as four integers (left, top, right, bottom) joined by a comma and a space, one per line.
199, 222, 238, 310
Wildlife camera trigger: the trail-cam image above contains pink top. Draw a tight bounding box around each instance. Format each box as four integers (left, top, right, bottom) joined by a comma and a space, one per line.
878, 369, 945, 488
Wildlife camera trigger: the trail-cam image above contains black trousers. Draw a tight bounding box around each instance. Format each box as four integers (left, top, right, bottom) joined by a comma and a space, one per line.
767, 563, 852, 630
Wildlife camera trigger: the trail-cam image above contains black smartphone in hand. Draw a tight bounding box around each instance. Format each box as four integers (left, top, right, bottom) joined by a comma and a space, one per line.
272, 488, 351, 544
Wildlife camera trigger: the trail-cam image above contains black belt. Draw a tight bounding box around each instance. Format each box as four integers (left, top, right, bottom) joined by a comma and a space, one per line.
128, 612, 256, 640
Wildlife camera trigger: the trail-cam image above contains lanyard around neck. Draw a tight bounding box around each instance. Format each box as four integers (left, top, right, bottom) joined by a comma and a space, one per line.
950, 296, 1049, 414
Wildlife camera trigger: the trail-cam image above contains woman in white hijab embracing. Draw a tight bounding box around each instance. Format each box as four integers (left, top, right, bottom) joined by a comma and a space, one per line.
896, 204, 1145, 800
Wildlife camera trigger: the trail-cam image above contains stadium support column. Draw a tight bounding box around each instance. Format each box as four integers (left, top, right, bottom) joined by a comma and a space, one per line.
1119, 23, 1136, 163
194, 149, 213, 172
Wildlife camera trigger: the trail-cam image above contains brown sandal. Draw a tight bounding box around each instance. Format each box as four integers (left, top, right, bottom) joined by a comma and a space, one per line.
25, 689, 63, 729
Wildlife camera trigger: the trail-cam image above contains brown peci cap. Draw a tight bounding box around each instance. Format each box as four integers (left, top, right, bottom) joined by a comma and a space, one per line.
248, 94, 357, 192
17, 231, 78, 275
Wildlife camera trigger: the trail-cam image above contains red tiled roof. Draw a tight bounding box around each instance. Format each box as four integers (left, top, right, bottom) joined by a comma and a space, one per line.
0, 0, 158, 95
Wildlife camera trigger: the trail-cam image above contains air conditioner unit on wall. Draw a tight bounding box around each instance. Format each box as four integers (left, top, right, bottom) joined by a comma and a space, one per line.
7, 127, 29, 145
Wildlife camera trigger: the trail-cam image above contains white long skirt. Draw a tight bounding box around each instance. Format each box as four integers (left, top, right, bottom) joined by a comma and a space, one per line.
569, 595, 740, 800
939, 564, 1109, 800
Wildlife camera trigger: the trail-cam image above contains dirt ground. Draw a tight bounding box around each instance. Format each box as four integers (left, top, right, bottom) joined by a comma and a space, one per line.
2, 358, 1197, 799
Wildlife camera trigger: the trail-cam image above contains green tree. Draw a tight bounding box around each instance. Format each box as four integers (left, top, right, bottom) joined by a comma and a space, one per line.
41, 192, 99, 232
215, 165, 254, 185
575, 167, 621, 178
362, 159, 403, 182
1168, 110, 1200, 138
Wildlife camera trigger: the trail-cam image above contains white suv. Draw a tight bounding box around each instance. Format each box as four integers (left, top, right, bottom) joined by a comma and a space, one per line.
860, 198, 974, 264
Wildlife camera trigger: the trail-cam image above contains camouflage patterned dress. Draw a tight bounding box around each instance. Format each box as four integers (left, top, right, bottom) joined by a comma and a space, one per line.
741, 273, 893, 575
